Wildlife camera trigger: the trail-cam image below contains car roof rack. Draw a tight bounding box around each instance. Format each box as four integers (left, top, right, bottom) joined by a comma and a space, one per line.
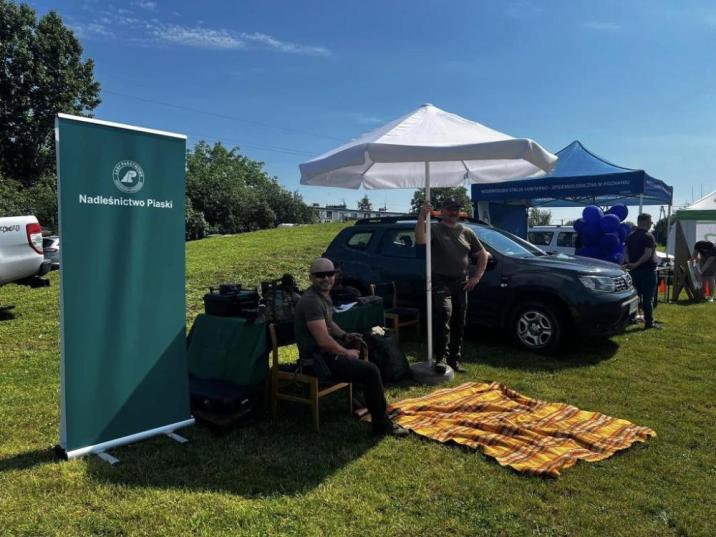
355, 215, 490, 226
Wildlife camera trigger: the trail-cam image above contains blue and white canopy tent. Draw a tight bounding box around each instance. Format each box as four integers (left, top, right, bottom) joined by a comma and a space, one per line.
471, 140, 673, 238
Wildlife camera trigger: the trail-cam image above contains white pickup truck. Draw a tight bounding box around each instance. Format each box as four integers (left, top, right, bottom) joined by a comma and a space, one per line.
0, 215, 52, 288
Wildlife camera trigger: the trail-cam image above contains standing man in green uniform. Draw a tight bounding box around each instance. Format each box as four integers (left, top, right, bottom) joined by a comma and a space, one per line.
415, 198, 488, 373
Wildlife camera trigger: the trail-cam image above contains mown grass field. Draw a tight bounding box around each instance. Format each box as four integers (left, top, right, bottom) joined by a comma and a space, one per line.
1, 222, 714, 536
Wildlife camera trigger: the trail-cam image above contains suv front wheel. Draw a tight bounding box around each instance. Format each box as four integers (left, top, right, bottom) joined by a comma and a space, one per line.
510, 301, 564, 354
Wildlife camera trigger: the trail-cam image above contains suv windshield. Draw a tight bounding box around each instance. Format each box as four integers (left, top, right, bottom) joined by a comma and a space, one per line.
466, 224, 546, 257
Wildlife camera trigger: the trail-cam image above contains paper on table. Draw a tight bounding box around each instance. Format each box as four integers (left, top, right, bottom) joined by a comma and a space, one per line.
334, 302, 357, 312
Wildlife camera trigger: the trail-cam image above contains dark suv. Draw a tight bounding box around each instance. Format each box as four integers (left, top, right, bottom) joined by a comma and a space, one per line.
324, 217, 639, 354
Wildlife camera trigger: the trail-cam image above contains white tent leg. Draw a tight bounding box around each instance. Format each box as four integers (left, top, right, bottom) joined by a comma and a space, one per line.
425, 161, 433, 365
664, 204, 672, 301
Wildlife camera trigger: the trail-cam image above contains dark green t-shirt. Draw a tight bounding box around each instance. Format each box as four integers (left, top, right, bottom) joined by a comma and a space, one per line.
293, 287, 333, 359
430, 223, 484, 279
625, 229, 657, 271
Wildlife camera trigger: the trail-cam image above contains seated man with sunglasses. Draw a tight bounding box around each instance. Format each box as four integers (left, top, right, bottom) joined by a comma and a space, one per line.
293, 257, 407, 436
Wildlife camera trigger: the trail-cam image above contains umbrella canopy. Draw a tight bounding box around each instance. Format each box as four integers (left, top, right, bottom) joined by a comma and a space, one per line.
300, 103, 557, 189
299, 103, 557, 368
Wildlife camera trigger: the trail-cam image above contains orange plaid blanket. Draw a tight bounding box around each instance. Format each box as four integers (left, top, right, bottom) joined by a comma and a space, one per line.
388, 382, 656, 477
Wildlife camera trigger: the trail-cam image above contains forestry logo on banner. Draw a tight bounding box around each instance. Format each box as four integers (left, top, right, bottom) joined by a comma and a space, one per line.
113, 160, 145, 194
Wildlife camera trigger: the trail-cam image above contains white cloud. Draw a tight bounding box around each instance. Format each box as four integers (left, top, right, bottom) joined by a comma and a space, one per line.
132, 1, 157, 11
355, 115, 384, 125
153, 25, 245, 49
70, 6, 331, 57
581, 21, 621, 31
705, 12, 716, 29
70, 21, 115, 39
505, 0, 543, 20
240, 32, 330, 57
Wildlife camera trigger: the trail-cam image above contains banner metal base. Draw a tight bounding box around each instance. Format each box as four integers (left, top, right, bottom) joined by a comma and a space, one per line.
166, 432, 189, 444
96, 451, 121, 466
59, 418, 195, 460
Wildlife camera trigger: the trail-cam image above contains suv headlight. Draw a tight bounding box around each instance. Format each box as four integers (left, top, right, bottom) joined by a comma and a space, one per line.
578, 275, 617, 292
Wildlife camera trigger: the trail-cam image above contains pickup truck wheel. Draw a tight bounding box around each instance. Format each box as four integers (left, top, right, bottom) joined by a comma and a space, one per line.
511, 301, 563, 354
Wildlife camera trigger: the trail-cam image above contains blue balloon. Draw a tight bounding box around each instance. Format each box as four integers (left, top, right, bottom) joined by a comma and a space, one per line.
577, 246, 601, 258
581, 223, 602, 247
617, 225, 628, 242
573, 218, 585, 233
600, 232, 620, 251
583, 205, 604, 224
619, 222, 631, 236
600, 214, 620, 233
607, 204, 629, 222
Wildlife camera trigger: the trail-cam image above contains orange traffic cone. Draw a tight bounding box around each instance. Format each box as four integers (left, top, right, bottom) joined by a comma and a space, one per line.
658, 278, 666, 295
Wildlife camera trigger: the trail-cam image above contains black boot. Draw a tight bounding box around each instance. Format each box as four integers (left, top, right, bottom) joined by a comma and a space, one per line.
372, 417, 409, 437
448, 360, 467, 373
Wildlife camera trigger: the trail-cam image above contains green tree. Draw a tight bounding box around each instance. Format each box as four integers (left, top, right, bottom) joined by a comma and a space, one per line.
24, 174, 58, 232
654, 215, 675, 246
186, 141, 314, 234
0, 1, 101, 186
528, 208, 551, 226
357, 195, 372, 211
185, 196, 209, 241
0, 174, 29, 216
410, 187, 473, 216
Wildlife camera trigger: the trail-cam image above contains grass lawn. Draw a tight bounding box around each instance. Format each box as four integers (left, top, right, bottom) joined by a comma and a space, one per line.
1, 222, 714, 536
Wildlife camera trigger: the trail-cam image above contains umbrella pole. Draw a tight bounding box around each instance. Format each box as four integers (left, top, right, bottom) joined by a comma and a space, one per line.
425, 161, 433, 365
410, 161, 454, 384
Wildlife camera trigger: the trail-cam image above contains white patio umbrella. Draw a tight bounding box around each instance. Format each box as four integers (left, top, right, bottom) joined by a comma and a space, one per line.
300, 103, 557, 365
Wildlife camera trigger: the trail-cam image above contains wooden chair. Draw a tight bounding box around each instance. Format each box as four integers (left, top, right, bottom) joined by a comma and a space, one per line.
268, 322, 354, 432
369, 282, 420, 343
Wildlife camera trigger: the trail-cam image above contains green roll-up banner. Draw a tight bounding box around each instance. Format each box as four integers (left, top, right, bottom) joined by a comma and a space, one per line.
55, 114, 193, 458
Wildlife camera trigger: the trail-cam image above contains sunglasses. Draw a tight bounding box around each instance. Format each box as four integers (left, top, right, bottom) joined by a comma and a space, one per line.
312, 271, 336, 279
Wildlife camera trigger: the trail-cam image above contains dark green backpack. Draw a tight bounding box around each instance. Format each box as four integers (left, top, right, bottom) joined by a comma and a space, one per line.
364, 329, 412, 383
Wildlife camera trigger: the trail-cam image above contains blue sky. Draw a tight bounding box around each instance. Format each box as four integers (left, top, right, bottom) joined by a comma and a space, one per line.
30, 0, 716, 221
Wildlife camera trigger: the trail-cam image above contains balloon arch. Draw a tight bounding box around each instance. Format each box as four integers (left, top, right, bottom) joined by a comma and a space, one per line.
573, 204, 630, 264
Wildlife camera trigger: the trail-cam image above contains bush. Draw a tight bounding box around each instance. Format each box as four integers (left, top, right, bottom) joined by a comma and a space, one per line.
0, 175, 30, 216
186, 141, 314, 234
185, 196, 209, 241
0, 174, 58, 232
25, 175, 58, 232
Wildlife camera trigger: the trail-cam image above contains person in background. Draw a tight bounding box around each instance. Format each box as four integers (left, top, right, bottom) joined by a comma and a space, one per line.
692, 240, 716, 302
415, 198, 488, 373
624, 213, 660, 329
293, 257, 407, 436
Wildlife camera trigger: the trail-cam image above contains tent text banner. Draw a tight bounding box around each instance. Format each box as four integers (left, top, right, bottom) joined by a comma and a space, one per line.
56, 114, 193, 458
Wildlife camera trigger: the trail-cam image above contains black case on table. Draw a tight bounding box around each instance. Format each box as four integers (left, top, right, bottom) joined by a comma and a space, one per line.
203, 284, 260, 317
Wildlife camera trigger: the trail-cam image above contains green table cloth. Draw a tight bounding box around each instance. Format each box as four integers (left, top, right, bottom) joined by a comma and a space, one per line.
187, 302, 384, 384
333, 302, 385, 333
187, 315, 269, 386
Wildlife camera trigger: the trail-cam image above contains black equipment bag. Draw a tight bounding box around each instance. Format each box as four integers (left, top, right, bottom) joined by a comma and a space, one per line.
189, 376, 257, 430
330, 287, 361, 306
364, 330, 412, 383
203, 283, 260, 317
261, 274, 301, 323
189, 376, 253, 414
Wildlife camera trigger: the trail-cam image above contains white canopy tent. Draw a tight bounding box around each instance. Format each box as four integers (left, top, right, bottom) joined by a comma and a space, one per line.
300, 103, 558, 364
667, 190, 716, 256
667, 190, 716, 300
